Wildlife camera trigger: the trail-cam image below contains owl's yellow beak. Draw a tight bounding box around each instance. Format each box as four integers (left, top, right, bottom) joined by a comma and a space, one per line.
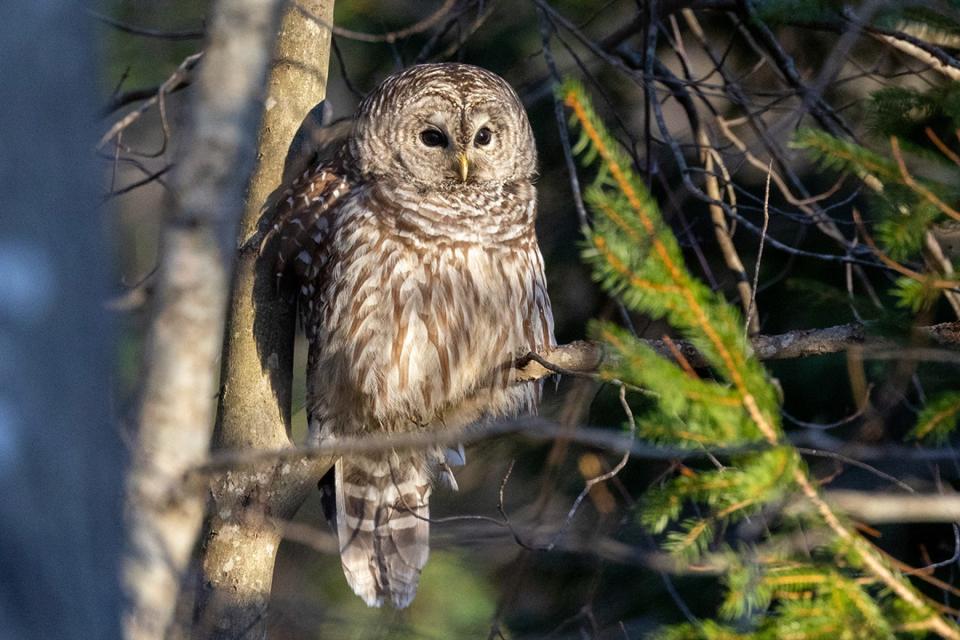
456, 153, 470, 182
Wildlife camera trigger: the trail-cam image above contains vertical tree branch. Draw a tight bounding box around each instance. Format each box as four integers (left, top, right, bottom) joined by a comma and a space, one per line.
192, 2, 336, 638
121, 1, 287, 638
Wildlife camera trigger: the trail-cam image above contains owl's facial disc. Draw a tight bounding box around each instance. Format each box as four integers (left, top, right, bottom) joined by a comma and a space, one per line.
350, 64, 538, 188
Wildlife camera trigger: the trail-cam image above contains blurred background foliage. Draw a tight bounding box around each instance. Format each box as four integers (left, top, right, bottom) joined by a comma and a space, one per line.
98, 0, 960, 637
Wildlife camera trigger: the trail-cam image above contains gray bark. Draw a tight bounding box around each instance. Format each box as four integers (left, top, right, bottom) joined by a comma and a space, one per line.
192, 2, 336, 638
0, 3, 124, 638
121, 1, 287, 638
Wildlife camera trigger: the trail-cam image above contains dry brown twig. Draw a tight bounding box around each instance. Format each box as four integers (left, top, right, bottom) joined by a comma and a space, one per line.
890, 136, 960, 223
715, 115, 848, 242
699, 129, 758, 333
87, 8, 204, 41
853, 208, 960, 290
745, 159, 771, 339
97, 51, 202, 150
886, 135, 960, 316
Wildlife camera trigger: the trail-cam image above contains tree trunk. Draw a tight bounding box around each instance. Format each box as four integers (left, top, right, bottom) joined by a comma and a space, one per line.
121, 1, 287, 638
192, 2, 336, 638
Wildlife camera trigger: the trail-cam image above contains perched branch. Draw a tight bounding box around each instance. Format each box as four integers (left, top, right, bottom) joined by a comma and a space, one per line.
514, 322, 960, 380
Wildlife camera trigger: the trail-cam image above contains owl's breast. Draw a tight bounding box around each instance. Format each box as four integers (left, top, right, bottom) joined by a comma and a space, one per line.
313, 209, 553, 431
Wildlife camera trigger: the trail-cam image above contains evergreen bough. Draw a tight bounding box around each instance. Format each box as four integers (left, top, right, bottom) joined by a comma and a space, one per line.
561, 79, 960, 640
794, 81, 960, 445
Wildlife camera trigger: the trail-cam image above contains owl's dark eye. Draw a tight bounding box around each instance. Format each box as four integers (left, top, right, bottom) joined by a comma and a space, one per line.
474, 127, 492, 146
419, 129, 447, 147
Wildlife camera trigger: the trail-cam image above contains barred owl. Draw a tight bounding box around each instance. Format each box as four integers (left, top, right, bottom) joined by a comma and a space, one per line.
269, 63, 555, 608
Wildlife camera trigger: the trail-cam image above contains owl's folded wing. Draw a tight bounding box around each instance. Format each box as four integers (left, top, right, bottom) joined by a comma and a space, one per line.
262, 159, 353, 291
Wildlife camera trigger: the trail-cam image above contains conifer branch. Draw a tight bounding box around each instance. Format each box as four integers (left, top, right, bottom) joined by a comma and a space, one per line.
792, 471, 960, 640
560, 80, 960, 640
563, 83, 780, 442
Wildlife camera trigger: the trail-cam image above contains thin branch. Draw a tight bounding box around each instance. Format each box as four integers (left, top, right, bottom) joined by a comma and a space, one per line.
98, 52, 202, 149
538, 6, 590, 228
927, 127, 960, 167
182, 412, 960, 486
103, 81, 193, 117
87, 9, 204, 41
102, 164, 173, 201
545, 385, 634, 551
793, 491, 960, 524
853, 209, 960, 289
872, 31, 960, 82
294, 0, 457, 43
661, 334, 698, 377
514, 322, 960, 380
699, 129, 757, 332
745, 160, 771, 338
890, 136, 960, 223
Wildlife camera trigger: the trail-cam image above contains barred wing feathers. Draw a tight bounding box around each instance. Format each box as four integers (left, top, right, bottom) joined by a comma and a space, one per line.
266, 159, 352, 333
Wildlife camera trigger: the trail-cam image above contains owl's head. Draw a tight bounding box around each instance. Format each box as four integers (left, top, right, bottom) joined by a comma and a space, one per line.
349, 63, 537, 188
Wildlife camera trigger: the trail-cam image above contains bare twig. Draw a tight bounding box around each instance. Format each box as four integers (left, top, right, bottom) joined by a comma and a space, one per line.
873, 31, 960, 82
800, 489, 960, 524
853, 209, 960, 290
538, 6, 590, 228
745, 160, 771, 338
545, 385, 634, 551
699, 129, 757, 333
294, 0, 456, 43
103, 81, 193, 116
87, 8, 204, 40
890, 136, 960, 223
98, 52, 202, 149
102, 164, 173, 201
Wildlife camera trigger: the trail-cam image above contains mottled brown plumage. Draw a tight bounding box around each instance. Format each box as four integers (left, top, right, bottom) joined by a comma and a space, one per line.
269, 63, 554, 608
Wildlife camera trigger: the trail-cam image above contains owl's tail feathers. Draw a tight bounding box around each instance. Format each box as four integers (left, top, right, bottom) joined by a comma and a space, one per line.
333, 454, 431, 609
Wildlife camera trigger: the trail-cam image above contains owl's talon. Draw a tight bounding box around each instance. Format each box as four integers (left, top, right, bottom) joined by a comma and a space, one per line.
445, 444, 466, 467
